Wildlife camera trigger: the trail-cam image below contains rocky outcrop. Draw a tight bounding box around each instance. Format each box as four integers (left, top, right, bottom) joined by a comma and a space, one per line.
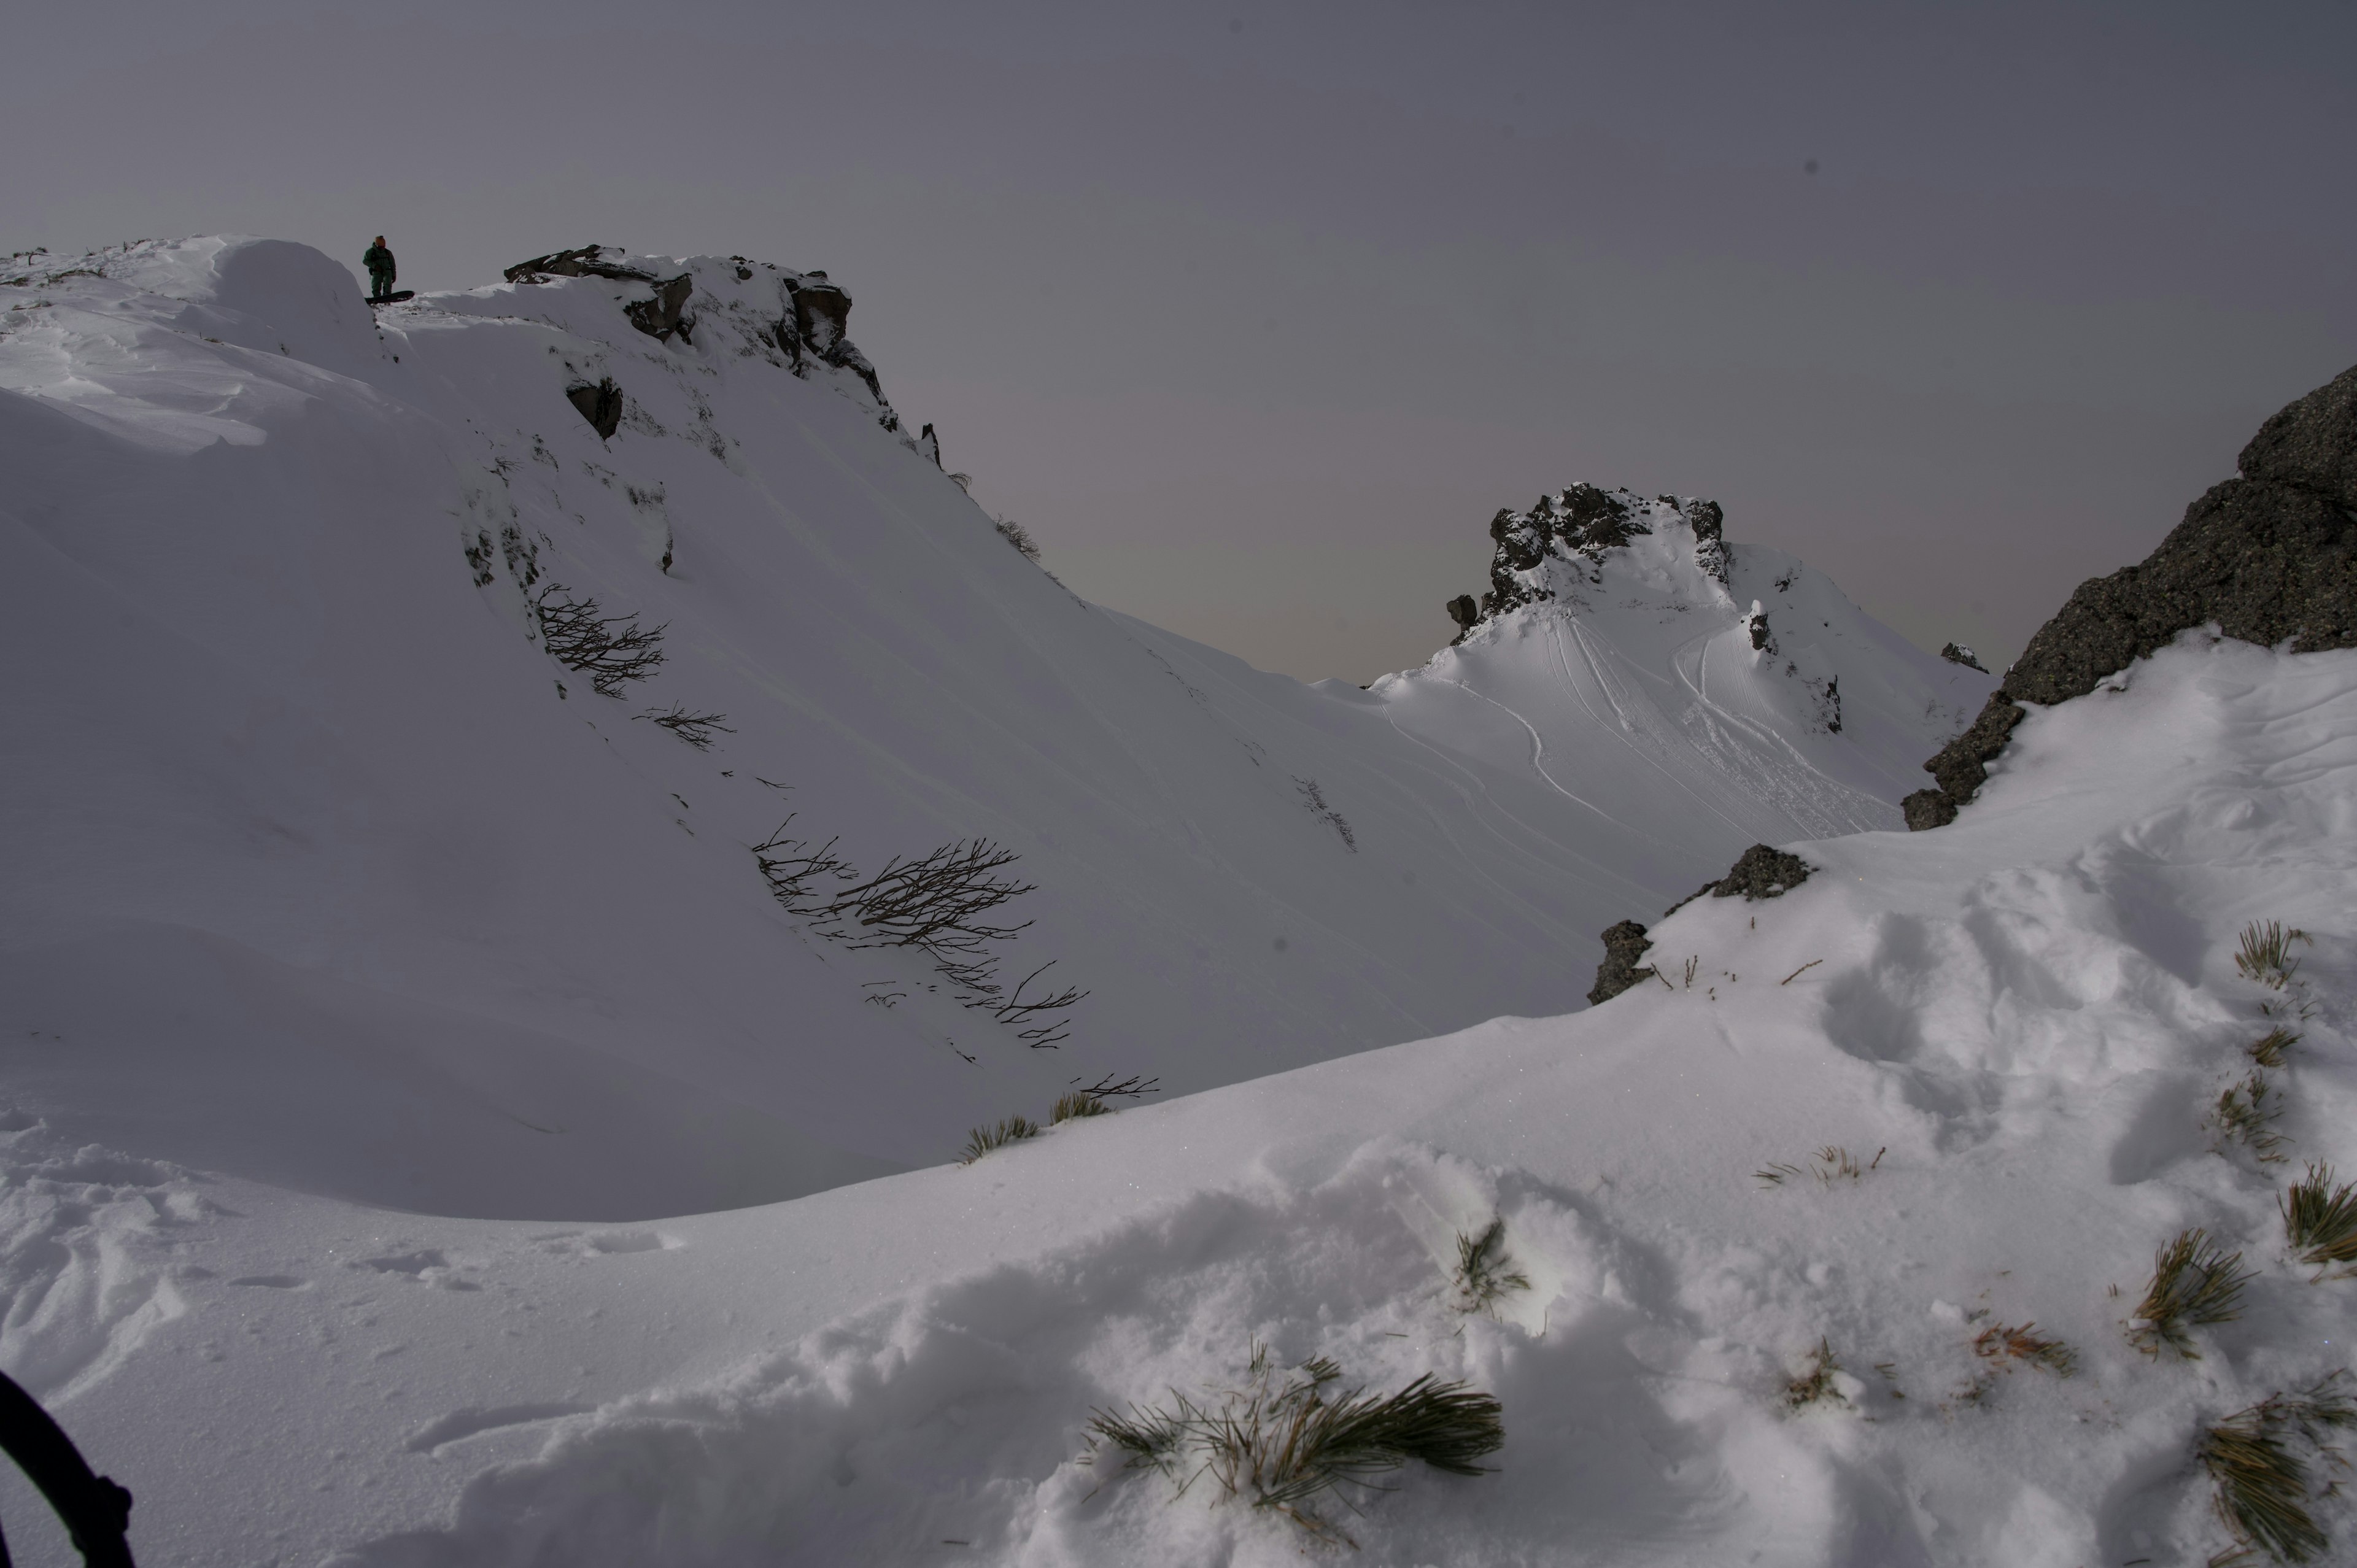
504, 246, 656, 284
624, 275, 694, 343
565, 379, 622, 441
1446, 595, 1480, 639
1939, 643, 1987, 672
1905, 363, 2357, 828
1587, 919, 1657, 1005
1701, 843, 1814, 900
1474, 485, 1725, 622
791, 276, 852, 358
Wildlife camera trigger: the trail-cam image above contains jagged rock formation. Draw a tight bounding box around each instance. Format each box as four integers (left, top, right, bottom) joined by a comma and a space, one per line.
1905, 363, 2357, 828
625, 274, 695, 342
1587, 919, 1657, 1005
1940, 642, 1986, 672
1473, 485, 1728, 621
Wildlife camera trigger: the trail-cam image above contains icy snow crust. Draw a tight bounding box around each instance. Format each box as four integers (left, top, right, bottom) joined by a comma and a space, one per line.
0, 635, 2348, 1565
1, 238, 1980, 1224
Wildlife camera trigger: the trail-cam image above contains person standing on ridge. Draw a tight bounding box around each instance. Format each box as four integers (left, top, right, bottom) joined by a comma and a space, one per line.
362, 236, 396, 302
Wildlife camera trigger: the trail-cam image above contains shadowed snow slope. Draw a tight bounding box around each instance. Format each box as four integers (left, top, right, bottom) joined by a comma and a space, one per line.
0, 633, 2347, 1566
0, 238, 1978, 1218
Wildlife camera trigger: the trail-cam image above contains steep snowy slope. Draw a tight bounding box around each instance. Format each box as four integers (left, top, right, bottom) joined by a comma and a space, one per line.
0, 238, 1969, 1216
3, 633, 2348, 1568
1377, 487, 1994, 849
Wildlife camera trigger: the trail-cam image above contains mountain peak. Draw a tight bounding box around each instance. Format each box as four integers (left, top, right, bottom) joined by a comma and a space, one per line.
1464, 484, 1732, 638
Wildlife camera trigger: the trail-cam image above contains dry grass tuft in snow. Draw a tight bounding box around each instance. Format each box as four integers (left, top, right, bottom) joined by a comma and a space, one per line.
1971, 1320, 2078, 1378
2248, 1027, 2301, 1070
1782, 1339, 1849, 1412
2282, 1164, 2357, 1280
959, 1115, 1040, 1164
2198, 1372, 2356, 1565
1754, 1144, 1881, 1188
2236, 921, 2311, 990
1049, 1091, 1109, 1124
2129, 1228, 2254, 1359
2212, 1070, 2293, 1164
1450, 1218, 1530, 1316
1086, 1346, 1503, 1545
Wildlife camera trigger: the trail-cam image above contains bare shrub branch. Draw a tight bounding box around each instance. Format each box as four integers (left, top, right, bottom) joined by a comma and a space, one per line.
533, 582, 667, 695
635, 703, 734, 750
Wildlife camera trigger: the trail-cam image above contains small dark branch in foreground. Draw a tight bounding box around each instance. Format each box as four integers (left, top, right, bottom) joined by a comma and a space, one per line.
992, 515, 1042, 562
635, 703, 735, 750
533, 582, 667, 695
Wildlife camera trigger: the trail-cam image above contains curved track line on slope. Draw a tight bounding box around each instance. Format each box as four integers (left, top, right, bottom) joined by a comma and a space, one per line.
1668, 631, 1886, 835
1550, 617, 1765, 844
1377, 709, 1669, 912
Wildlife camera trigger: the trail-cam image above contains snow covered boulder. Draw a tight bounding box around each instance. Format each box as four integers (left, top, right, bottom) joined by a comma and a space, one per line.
1908, 361, 2357, 828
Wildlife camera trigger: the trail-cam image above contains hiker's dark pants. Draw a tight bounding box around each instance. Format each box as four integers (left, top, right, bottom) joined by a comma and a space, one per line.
370, 271, 395, 300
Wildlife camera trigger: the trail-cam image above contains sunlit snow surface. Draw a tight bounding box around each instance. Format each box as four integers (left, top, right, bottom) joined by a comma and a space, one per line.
0, 237, 1986, 1218
0, 635, 2349, 1564
13, 241, 2339, 1564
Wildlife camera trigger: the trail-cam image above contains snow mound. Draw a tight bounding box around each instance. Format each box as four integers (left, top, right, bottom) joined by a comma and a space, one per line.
27, 632, 2323, 1567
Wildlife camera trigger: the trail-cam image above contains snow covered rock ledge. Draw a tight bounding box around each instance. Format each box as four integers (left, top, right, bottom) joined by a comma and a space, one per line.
1906, 361, 2357, 828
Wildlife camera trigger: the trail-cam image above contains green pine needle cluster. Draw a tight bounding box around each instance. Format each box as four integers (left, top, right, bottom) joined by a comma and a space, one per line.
2235, 921, 2310, 990
2282, 1164, 2357, 1279
2200, 1372, 2356, 1564
2128, 1229, 2254, 1359
1452, 1218, 1532, 1316
1088, 1347, 1504, 1543
2213, 1070, 2293, 1164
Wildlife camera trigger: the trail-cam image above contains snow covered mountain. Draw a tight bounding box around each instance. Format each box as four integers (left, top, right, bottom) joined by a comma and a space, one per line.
0, 237, 1980, 1219
1374, 485, 1991, 850
1, 236, 2353, 1566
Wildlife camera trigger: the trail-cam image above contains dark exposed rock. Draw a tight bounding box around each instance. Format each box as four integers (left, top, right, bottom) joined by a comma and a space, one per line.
565, 379, 622, 441
791, 278, 852, 358
1587, 919, 1657, 1005
919, 423, 942, 467
1446, 594, 1480, 637
504, 246, 655, 284
1702, 843, 1814, 902
624, 275, 694, 342
1747, 609, 1773, 651
1469, 484, 1722, 624
1939, 642, 1987, 671
1906, 363, 2357, 828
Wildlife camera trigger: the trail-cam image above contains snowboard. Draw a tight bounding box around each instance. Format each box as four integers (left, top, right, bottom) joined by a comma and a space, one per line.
367, 290, 414, 305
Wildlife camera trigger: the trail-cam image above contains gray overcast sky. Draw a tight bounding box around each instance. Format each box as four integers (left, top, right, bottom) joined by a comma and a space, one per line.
11, 1, 2353, 682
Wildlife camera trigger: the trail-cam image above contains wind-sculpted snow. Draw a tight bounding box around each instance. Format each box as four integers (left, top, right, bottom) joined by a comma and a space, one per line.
0, 635, 2342, 1565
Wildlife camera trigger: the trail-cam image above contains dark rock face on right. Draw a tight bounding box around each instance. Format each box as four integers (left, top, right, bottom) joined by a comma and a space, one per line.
1905, 363, 2357, 828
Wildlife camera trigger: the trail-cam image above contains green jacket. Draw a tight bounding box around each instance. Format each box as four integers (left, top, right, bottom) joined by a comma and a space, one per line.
362, 244, 395, 278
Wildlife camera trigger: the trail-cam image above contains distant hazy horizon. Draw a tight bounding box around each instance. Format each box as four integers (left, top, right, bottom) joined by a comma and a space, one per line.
11, 0, 2351, 682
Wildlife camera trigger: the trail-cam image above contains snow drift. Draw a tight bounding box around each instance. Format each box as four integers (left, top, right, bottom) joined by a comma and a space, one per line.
0, 238, 1981, 1217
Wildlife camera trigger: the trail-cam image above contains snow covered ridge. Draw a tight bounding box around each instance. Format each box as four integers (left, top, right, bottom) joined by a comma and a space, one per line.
1, 234, 1978, 1225
4, 634, 2348, 1566
1906, 360, 2357, 828
1376, 484, 1995, 845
